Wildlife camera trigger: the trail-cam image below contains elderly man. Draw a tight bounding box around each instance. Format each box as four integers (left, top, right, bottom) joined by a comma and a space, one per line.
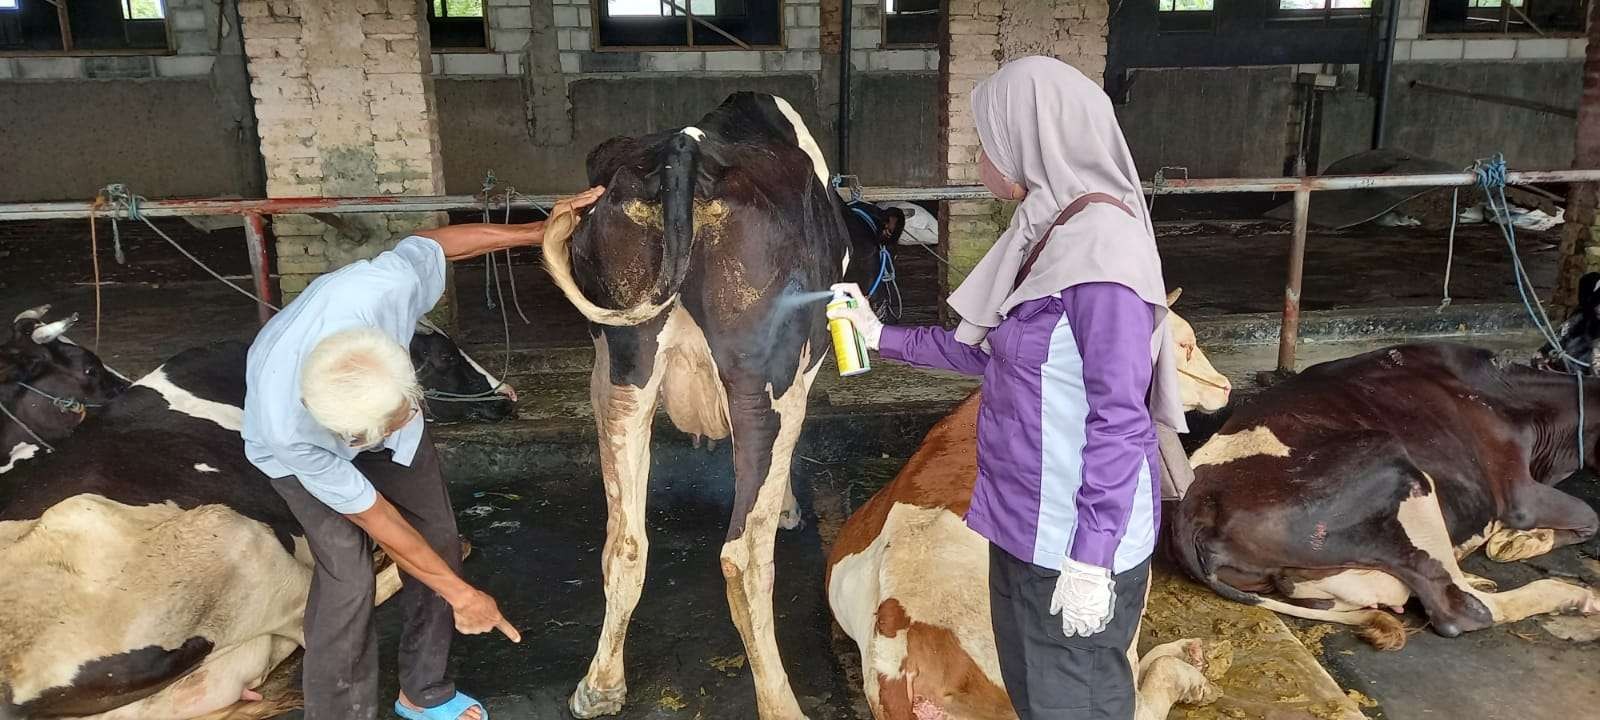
242, 187, 603, 720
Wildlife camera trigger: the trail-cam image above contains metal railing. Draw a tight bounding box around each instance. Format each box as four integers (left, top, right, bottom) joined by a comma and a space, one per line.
3, 168, 1598, 368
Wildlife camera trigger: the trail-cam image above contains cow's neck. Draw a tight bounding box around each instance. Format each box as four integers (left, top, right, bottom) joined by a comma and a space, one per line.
1512, 370, 1600, 483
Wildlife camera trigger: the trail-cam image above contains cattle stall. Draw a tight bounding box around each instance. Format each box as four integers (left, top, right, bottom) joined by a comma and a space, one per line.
1, 168, 1597, 720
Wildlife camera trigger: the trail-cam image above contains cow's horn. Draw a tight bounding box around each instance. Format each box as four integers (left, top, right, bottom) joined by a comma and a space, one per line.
1166, 288, 1183, 306
31, 314, 79, 344
13, 304, 50, 324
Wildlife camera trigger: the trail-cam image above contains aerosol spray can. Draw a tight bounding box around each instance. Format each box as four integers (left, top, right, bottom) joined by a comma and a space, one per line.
827, 288, 871, 377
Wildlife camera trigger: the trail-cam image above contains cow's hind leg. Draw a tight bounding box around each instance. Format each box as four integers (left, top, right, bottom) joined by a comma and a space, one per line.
573, 329, 666, 719
1486, 482, 1600, 563
719, 363, 818, 720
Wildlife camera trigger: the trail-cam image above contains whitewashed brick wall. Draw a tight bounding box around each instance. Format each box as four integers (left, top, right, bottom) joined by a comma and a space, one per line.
241, 0, 447, 296
0, 0, 218, 81
1393, 0, 1588, 62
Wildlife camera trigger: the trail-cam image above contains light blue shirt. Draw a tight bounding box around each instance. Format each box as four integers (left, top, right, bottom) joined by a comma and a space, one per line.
243, 236, 447, 514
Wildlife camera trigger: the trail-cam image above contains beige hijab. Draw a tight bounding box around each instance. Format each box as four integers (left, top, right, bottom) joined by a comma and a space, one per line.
951, 55, 1186, 433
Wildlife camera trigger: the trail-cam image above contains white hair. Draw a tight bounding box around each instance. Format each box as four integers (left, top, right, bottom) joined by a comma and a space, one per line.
300, 328, 421, 448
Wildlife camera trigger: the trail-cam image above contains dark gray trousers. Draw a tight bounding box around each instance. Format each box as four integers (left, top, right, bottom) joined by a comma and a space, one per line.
272, 430, 461, 720
989, 544, 1151, 720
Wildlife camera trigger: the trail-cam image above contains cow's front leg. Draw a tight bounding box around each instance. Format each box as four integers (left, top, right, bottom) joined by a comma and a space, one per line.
573, 332, 666, 719
719, 366, 816, 720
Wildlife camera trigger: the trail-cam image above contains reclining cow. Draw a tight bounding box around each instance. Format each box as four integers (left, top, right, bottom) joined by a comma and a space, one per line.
826, 298, 1233, 720
1173, 331, 1600, 649
0, 326, 512, 720
541, 92, 870, 718
1, 306, 129, 472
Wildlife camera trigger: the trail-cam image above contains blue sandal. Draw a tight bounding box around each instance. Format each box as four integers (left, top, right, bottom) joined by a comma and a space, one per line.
394, 692, 487, 720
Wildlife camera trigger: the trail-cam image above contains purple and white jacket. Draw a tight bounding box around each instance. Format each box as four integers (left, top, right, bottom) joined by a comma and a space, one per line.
878, 281, 1159, 574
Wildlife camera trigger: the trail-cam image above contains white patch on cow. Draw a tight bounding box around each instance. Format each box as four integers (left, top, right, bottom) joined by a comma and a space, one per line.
194, 463, 220, 474
1190, 426, 1291, 468
828, 501, 1003, 689
1286, 569, 1411, 612
842, 249, 851, 277
134, 367, 243, 431
681, 126, 706, 142
0, 497, 312, 707
1, 442, 39, 475
770, 96, 830, 188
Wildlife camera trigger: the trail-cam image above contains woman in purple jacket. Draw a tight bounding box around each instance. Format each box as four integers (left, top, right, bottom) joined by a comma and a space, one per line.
829, 56, 1188, 720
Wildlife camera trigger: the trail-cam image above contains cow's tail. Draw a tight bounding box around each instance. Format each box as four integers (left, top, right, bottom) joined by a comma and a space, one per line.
1172, 505, 1410, 651
542, 129, 701, 326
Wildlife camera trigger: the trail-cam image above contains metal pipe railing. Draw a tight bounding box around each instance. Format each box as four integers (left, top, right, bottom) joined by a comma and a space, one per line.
3, 167, 1596, 371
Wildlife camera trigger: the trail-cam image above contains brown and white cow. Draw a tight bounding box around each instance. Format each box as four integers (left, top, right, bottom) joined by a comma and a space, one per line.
826, 302, 1232, 720
1173, 342, 1600, 650
0, 329, 511, 719
542, 92, 864, 719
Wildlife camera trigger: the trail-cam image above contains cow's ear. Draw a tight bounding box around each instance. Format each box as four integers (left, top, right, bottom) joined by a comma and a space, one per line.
879, 208, 905, 247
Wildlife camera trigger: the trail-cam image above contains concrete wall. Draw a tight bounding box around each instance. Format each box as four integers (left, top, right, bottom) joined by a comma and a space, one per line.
0, 0, 263, 202
1117, 66, 1299, 179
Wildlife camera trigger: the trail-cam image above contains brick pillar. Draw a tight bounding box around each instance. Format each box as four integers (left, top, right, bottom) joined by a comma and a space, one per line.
1556, 2, 1600, 312
939, 0, 1110, 312
239, 0, 453, 324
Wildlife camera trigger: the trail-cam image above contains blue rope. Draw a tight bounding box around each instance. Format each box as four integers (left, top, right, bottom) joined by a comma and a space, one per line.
1476, 154, 1588, 463
868, 246, 890, 297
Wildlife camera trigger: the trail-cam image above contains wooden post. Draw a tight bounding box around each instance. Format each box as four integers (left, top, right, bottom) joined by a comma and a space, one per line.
1554, 2, 1600, 313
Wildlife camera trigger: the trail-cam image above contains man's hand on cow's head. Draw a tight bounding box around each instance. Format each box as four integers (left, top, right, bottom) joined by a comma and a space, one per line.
450, 586, 522, 642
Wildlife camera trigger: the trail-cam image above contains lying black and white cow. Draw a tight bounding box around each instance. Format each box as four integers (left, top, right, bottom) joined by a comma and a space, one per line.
542, 92, 862, 718
1174, 334, 1600, 649
1, 307, 129, 472
0, 326, 512, 719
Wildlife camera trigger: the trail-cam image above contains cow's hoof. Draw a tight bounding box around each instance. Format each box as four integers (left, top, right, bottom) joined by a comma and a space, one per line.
1583, 589, 1600, 615
1434, 620, 1463, 638
570, 680, 626, 718
1184, 679, 1223, 707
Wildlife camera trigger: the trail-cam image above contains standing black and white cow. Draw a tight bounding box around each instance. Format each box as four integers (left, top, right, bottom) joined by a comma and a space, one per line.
542, 92, 852, 719
0, 327, 512, 720
1, 306, 129, 474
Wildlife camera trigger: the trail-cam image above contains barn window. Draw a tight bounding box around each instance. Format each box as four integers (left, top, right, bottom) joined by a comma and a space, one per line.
596, 0, 783, 49
1157, 0, 1216, 32
883, 0, 938, 47
1276, 0, 1374, 15
1425, 0, 1586, 35
429, 0, 488, 50
0, 0, 170, 54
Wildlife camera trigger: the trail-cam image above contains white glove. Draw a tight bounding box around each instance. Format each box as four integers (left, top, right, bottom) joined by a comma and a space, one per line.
1049, 558, 1116, 637
827, 283, 884, 350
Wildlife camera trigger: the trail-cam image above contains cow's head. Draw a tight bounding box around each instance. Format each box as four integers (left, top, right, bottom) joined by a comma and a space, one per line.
410, 323, 517, 424
840, 199, 906, 317
1168, 289, 1231, 413
0, 305, 130, 451
1537, 272, 1600, 374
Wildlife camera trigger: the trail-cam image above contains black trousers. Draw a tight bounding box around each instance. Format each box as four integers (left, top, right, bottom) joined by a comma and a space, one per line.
989, 544, 1151, 720
271, 430, 461, 720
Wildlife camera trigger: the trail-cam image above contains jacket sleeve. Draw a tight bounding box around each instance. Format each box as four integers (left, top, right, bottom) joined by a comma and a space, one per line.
1062, 283, 1155, 570
877, 325, 991, 376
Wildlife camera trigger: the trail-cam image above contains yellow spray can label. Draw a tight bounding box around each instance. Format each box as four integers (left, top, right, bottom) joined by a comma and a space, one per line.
828, 293, 871, 377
